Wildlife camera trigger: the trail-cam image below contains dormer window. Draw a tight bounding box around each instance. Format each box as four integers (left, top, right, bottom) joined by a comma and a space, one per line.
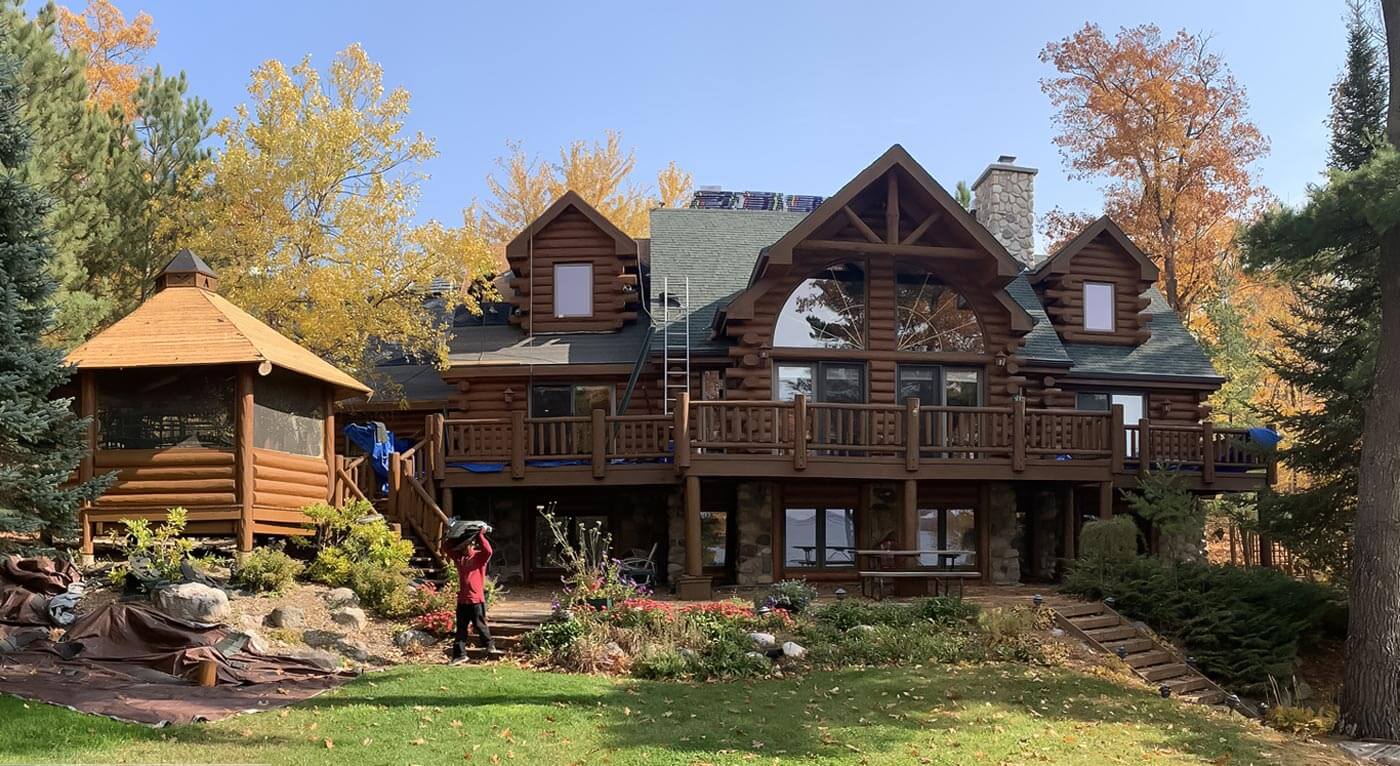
553, 263, 593, 318
1083, 281, 1115, 332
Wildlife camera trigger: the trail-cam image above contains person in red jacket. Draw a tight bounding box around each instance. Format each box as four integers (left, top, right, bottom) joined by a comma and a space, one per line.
443, 532, 497, 661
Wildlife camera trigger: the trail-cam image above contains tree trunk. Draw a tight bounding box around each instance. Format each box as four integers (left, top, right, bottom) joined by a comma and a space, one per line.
1339, 0, 1400, 739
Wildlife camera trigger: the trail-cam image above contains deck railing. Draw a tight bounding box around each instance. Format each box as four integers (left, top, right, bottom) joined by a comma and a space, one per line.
437, 395, 1272, 482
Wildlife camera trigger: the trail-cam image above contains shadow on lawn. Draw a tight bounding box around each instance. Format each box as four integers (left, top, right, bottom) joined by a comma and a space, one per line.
593, 664, 1291, 763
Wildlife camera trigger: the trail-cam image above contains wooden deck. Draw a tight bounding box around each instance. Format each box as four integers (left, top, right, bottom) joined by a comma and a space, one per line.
433, 394, 1274, 490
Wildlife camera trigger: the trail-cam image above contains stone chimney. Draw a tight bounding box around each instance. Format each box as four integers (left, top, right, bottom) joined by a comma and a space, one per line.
971, 155, 1037, 266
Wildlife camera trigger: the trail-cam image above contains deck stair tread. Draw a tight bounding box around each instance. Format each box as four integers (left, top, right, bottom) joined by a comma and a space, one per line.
1051, 600, 1232, 709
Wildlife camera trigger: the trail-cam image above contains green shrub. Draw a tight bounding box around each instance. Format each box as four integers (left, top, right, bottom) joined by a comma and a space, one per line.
631, 645, 688, 680
1062, 556, 1344, 690
302, 500, 414, 587
800, 622, 975, 668
348, 563, 416, 619
809, 597, 975, 631
1079, 516, 1139, 564
232, 544, 303, 594
976, 607, 1043, 663
523, 616, 586, 655
107, 508, 197, 590
759, 579, 819, 613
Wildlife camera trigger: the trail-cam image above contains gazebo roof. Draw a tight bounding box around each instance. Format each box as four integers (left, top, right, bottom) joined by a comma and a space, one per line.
66, 253, 371, 399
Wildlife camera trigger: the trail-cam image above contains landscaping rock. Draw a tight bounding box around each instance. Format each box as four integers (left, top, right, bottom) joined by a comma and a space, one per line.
601, 641, 629, 673
151, 582, 229, 624
337, 639, 370, 662
227, 629, 269, 655
748, 632, 776, 648
302, 629, 346, 649
330, 606, 368, 632
263, 605, 305, 629
281, 646, 341, 671
781, 641, 806, 659
394, 629, 438, 651
324, 587, 359, 608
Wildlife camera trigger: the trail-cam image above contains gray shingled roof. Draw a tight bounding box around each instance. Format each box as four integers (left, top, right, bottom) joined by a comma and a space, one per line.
362, 362, 457, 405
1005, 275, 1069, 364
648, 208, 809, 352
446, 322, 649, 366
1061, 288, 1222, 381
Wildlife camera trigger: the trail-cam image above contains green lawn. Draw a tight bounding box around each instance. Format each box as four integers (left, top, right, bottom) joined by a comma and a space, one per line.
0, 663, 1333, 765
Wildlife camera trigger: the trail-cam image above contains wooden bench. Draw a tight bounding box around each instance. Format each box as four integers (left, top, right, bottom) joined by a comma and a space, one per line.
858, 570, 978, 599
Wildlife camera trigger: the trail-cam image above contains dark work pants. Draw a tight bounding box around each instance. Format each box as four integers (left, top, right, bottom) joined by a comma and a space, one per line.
453, 601, 493, 657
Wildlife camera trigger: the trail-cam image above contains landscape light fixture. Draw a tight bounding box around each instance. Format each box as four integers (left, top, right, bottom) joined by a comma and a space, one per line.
835, 587, 848, 601
1032, 594, 1043, 608
1159, 685, 1171, 699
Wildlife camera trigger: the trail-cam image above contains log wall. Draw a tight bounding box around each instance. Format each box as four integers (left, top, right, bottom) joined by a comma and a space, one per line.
1035, 233, 1154, 346
505, 208, 640, 333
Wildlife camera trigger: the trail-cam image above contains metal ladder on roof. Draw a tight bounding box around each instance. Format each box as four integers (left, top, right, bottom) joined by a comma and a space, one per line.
660, 276, 690, 415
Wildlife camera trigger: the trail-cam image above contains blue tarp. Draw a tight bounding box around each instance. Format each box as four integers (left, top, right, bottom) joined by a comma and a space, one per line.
1247, 427, 1283, 449
343, 423, 412, 494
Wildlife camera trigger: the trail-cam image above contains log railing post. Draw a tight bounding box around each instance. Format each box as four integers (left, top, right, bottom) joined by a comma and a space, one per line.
674, 392, 691, 469
432, 413, 446, 481
904, 397, 919, 472
1012, 399, 1026, 472
388, 450, 402, 520
793, 394, 808, 470
510, 410, 526, 479
235, 366, 255, 557
591, 408, 607, 479
1110, 404, 1125, 474
1138, 418, 1152, 476
1202, 421, 1216, 485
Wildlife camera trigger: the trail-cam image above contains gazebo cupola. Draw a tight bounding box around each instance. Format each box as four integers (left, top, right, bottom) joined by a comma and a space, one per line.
65, 250, 371, 561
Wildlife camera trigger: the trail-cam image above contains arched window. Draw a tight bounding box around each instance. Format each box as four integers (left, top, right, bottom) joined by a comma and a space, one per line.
773, 262, 866, 349
894, 266, 984, 353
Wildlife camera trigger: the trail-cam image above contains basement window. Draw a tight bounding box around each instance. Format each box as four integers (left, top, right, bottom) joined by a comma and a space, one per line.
1083, 282, 1115, 332
554, 263, 593, 318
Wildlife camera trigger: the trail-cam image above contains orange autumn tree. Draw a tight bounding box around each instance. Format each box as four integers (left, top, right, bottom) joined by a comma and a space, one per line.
54, 0, 157, 118
1040, 24, 1269, 322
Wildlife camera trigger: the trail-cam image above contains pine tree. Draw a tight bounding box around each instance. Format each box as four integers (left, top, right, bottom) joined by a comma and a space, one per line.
1245, 0, 1388, 578
0, 51, 108, 543
1330, 0, 1388, 171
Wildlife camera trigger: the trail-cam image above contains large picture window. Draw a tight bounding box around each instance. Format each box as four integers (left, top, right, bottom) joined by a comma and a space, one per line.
896, 365, 982, 407
775, 362, 866, 403
916, 507, 977, 569
553, 263, 593, 318
1077, 391, 1145, 456
895, 266, 984, 352
253, 369, 325, 456
773, 262, 866, 349
97, 368, 235, 450
529, 383, 614, 417
784, 506, 856, 569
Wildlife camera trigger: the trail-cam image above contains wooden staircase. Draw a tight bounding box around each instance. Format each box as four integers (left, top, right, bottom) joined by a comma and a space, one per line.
1052, 601, 1228, 706
454, 608, 551, 660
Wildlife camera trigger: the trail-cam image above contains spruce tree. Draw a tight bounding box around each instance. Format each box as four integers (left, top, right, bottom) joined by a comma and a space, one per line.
0, 53, 107, 544
1245, 0, 1387, 578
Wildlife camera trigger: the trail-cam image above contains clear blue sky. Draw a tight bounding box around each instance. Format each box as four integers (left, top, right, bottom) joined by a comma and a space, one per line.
55, 1, 1350, 230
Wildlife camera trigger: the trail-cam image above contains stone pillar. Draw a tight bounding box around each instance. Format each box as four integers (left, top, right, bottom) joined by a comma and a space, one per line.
483, 493, 526, 584
972, 155, 1038, 267
985, 482, 1022, 584
734, 481, 774, 587
665, 487, 685, 585
1028, 488, 1060, 580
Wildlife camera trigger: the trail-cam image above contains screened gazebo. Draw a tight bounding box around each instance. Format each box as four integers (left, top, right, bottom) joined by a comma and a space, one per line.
65, 251, 371, 559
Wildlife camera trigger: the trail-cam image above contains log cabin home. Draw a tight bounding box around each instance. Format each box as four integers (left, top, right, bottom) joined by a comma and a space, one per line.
354, 145, 1276, 599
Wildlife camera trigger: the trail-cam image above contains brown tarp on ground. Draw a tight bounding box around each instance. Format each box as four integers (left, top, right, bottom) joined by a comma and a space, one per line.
0, 560, 356, 726
0, 556, 78, 625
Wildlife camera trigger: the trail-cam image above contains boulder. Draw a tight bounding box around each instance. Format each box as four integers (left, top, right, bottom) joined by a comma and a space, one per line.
152, 582, 229, 624
394, 629, 438, 652
302, 629, 346, 649
227, 629, 269, 655
281, 646, 342, 672
330, 606, 368, 632
263, 606, 305, 629
781, 641, 806, 659
747, 632, 777, 649
324, 587, 359, 608
337, 639, 370, 662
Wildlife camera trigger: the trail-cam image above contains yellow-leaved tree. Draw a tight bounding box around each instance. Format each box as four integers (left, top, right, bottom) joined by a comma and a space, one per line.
482, 131, 692, 243
54, 0, 157, 118
188, 44, 497, 381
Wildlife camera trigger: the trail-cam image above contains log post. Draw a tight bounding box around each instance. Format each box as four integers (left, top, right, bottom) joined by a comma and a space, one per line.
1061, 484, 1076, 562
902, 479, 919, 558
684, 475, 701, 578
1202, 420, 1216, 485
1097, 481, 1114, 519
904, 397, 919, 472
388, 450, 402, 520
1012, 399, 1026, 472
1110, 404, 1125, 475
78, 371, 96, 563
324, 389, 336, 503
591, 408, 607, 479
510, 410, 526, 479
793, 394, 808, 470
674, 391, 691, 470
1138, 418, 1152, 476
235, 366, 255, 556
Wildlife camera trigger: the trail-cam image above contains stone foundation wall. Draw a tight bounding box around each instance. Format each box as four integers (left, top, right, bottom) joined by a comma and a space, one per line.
478, 492, 526, 584
1027, 488, 1061, 579
734, 481, 774, 586
985, 482, 1021, 584
665, 487, 685, 584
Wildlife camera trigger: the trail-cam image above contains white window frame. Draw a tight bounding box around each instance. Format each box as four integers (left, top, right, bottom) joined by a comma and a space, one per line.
1082, 281, 1116, 333
553, 263, 593, 318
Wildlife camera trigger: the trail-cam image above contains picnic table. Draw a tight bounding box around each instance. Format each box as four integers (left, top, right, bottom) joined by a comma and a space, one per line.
852, 549, 977, 599
789, 544, 856, 567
